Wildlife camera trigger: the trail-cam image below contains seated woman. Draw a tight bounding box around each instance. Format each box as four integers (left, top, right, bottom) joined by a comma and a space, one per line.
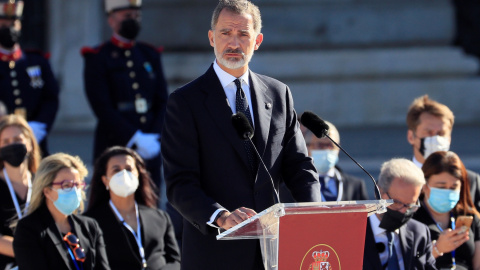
413, 151, 480, 270
85, 146, 180, 270
0, 115, 41, 269
13, 153, 110, 270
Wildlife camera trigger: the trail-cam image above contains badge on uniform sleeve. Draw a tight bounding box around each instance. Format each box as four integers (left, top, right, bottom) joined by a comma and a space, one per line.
26, 65, 44, 88
135, 98, 148, 114
143, 62, 155, 79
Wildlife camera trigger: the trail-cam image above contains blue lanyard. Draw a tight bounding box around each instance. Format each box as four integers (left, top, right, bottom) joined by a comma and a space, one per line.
109, 200, 147, 269
433, 213, 456, 268
66, 245, 83, 270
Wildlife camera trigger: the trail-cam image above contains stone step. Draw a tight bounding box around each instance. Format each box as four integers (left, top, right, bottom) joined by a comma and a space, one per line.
144, 0, 454, 50
163, 47, 479, 83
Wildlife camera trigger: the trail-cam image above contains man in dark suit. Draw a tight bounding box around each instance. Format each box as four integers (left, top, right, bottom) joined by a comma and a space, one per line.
161, 1, 321, 269
81, 0, 168, 189
363, 158, 436, 270
406, 95, 480, 211
304, 120, 369, 201
0, 0, 59, 156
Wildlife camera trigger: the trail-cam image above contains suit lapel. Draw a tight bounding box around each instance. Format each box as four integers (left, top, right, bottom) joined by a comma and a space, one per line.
202, 65, 250, 168
363, 219, 383, 270
399, 224, 414, 269
249, 71, 272, 158
42, 209, 72, 269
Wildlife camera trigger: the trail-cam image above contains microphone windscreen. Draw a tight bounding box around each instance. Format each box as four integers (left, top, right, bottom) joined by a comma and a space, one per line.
300, 111, 329, 138
231, 112, 254, 140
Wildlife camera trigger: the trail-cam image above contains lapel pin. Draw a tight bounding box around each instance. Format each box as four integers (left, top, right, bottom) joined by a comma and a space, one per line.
265, 103, 272, 109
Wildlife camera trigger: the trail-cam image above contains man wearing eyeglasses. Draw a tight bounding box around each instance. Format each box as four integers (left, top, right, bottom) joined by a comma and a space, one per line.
363, 158, 437, 270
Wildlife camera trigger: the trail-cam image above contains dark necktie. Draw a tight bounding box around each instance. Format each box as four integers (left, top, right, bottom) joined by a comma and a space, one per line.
386, 231, 400, 270
319, 176, 338, 201
234, 79, 257, 176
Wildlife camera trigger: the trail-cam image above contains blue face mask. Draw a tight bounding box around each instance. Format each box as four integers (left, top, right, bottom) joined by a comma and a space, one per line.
53, 187, 82, 215
311, 150, 339, 174
427, 186, 460, 213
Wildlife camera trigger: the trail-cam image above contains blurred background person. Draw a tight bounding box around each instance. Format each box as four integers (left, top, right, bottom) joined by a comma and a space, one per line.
0, 0, 59, 156
85, 146, 180, 270
0, 101, 7, 118
81, 0, 168, 194
305, 120, 368, 201
406, 95, 480, 211
280, 120, 368, 202
0, 115, 40, 269
13, 153, 110, 270
413, 151, 480, 270
363, 158, 436, 269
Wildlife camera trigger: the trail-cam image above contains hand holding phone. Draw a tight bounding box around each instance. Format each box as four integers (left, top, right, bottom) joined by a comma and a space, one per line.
455, 215, 473, 234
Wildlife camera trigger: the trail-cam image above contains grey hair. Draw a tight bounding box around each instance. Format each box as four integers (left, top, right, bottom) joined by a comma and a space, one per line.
378, 158, 425, 192
211, 0, 262, 34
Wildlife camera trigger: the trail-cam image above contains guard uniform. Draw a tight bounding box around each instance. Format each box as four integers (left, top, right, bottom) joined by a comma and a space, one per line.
81, 36, 168, 187
0, 47, 59, 157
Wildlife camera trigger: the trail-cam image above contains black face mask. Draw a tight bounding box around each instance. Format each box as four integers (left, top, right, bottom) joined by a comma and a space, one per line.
0, 26, 20, 49
378, 208, 414, 232
0, 144, 28, 167
119, 19, 140, 40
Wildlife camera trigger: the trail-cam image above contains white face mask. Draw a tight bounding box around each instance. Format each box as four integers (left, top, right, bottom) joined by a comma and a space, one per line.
420, 135, 450, 159
109, 169, 139, 198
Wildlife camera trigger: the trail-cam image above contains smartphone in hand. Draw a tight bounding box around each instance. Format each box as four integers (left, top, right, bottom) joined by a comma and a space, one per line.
455, 215, 473, 234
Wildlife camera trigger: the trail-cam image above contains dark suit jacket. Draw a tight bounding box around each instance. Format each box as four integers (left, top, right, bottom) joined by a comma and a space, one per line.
162, 65, 321, 269
335, 166, 369, 201
13, 204, 110, 270
279, 166, 369, 202
85, 203, 180, 270
363, 218, 436, 270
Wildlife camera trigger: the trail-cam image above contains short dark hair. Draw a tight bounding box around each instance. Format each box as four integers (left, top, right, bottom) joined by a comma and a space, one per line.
406, 95, 454, 132
211, 0, 262, 34
87, 146, 158, 210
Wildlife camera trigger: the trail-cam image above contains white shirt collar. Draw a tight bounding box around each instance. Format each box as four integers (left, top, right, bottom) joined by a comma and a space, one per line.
412, 156, 423, 169
369, 214, 385, 236
213, 60, 250, 88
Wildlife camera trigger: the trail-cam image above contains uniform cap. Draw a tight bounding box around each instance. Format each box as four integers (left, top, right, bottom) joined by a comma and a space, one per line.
0, 0, 23, 19
105, 0, 141, 13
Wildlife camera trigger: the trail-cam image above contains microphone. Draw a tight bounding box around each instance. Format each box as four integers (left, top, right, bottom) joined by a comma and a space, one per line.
231, 113, 254, 140
301, 111, 382, 200
231, 112, 281, 204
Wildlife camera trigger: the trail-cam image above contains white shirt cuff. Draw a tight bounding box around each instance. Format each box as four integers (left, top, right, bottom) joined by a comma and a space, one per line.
207, 208, 227, 228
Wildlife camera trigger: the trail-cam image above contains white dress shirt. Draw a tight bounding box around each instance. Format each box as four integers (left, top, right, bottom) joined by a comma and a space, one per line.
369, 214, 405, 270
212, 60, 255, 127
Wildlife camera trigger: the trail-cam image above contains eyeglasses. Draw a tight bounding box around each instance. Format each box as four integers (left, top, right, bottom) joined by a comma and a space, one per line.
63, 232, 86, 262
386, 192, 420, 213
51, 180, 85, 191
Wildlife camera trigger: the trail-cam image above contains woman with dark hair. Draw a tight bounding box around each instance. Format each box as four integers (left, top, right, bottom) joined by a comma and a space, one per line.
0, 115, 41, 269
13, 153, 110, 270
85, 146, 180, 270
413, 151, 480, 270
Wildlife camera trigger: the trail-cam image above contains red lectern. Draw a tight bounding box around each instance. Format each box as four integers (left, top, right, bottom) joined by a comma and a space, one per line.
217, 200, 391, 270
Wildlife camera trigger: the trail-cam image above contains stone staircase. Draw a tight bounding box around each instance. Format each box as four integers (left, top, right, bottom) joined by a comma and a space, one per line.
163, 46, 480, 127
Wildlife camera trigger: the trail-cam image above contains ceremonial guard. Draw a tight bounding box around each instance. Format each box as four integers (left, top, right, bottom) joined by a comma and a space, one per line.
81, 0, 168, 190
0, 0, 59, 156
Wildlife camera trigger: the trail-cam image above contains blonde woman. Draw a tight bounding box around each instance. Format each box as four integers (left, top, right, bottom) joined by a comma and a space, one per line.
0, 115, 41, 269
13, 153, 110, 270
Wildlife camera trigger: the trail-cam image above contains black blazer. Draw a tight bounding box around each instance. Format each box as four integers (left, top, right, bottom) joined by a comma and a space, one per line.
334, 166, 369, 201
84, 203, 180, 270
467, 169, 480, 212
162, 65, 321, 269
13, 203, 110, 270
363, 218, 437, 270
